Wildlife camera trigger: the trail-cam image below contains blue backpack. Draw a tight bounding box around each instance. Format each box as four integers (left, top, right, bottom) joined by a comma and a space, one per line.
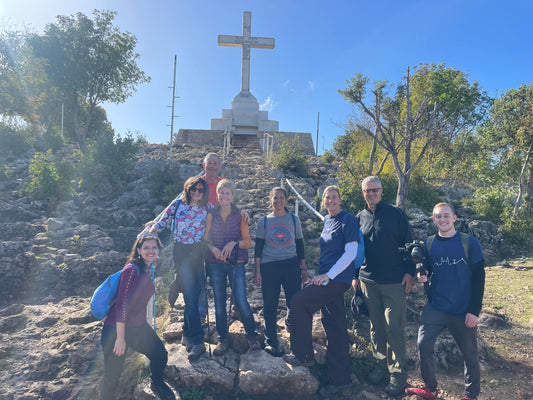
90, 264, 140, 320
340, 214, 364, 269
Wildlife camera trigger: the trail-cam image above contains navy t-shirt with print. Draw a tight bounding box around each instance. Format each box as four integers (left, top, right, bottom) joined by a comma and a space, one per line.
426, 232, 484, 317
319, 210, 359, 285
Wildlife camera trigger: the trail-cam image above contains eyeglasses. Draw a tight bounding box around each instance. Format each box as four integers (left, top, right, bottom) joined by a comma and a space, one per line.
363, 188, 382, 194
190, 186, 204, 193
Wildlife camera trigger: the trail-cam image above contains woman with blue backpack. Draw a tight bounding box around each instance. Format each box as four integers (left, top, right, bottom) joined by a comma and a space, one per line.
100, 234, 175, 400
283, 185, 360, 398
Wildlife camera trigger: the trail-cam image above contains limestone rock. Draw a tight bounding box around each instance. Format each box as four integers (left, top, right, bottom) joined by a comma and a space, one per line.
238, 350, 319, 395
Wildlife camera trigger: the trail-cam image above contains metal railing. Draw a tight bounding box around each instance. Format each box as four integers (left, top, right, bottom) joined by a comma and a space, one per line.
262, 132, 274, 162
283, 178, 325, 222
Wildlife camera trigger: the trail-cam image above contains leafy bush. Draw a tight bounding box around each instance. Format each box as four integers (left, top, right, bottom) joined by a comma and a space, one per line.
78, 133, 140, 195
501, 200, 533, 249
43, 127, 65, 152
321, 149, 336, 164
272, 136, 308, 177
464, 186, 513, 223
150, 164, 183, 204
23, 150, 73, 203
407, 175, 444, 212
0, 123, 33, 155
0, 162, 12, 181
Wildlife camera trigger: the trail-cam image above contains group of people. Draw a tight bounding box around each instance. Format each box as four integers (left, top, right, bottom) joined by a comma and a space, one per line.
98, 152, 485, 400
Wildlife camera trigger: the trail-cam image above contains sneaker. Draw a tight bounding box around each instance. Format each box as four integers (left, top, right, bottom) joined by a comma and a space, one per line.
150, 379, 176, 400
318, 383, 350, 397
248, 336, 262, 351
213, 339, 229, 356
187, 344, 206, 361
367, 364, 388, 385
264, 344, 284, 357
405, 386, 438, 399
282, 353, 316, 367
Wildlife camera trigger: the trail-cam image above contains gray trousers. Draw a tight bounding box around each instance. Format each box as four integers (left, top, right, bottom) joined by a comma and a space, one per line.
417, 304, 480, 398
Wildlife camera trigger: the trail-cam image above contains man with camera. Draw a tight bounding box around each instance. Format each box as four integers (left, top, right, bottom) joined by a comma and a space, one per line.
406, 203, 485, 400
353, 176, 415, 396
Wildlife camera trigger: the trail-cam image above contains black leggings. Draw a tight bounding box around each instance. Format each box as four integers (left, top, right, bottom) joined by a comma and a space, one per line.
100, 323, 168, 400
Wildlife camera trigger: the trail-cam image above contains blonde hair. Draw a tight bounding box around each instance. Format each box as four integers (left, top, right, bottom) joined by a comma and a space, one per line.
322, 185, 341, 201
433, 202, 456, 216
216, 179, 236, 196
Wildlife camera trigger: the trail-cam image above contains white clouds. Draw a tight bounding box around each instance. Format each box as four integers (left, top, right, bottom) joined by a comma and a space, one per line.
259, 96, 278, 112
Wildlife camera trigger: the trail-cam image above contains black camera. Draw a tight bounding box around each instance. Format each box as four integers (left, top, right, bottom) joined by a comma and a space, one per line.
398, 241, 426, 264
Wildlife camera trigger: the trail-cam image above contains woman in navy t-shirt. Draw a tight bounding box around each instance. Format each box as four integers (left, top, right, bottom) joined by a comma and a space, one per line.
283, 185, 359, 397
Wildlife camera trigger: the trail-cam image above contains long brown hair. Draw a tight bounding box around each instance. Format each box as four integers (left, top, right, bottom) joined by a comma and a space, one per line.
182, 176, 209, 206
127, 235, 162, 271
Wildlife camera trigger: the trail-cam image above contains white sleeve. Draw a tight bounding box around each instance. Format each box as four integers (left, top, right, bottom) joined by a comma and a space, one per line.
326, 241, 358, 279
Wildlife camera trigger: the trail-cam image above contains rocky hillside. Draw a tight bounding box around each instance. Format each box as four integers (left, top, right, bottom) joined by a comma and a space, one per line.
0, 143, 519, 400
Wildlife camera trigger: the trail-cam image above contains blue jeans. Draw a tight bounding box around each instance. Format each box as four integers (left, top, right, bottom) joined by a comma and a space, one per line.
173, 242, 205, 345
207, 262, 258, 339
260, 257, 301, 347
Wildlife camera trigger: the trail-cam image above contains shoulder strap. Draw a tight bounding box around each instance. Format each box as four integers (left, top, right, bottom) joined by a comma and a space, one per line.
290, 213, 296, 231
426, 234, 436, 254
263, 215, 267, 231
459, 232, 470, 265
170, 199, 181, 234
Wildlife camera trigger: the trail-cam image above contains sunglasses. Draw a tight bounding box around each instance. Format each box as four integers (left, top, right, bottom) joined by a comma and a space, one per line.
363, 188, 382, 193
190, 186, 204, 193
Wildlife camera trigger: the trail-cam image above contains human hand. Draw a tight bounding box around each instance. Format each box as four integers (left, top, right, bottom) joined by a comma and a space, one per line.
222, 241, 236, 260
113, 337, 126, 357
312, 273, 330, 286
352, 279, 360, 291
465, 313, 479, 328
402, 273, 416, 294
300, 268, 308, 282
254, 272, 262, 287
417, 273, 428, 283
241, 210, 250, 224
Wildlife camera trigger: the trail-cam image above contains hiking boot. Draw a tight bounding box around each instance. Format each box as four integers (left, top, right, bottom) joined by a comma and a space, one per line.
264, 344, 284, 357
405, 386, 438, 399
367, 364, 388, 385
187, 344, 206, 361
385, 378, 406, 397
248, 336, 262, 351
282, 353, 315, 367
318, 383, 350, 397
213, 339, 229, 356
181, 335, 192, 352
150, 379, 176, 400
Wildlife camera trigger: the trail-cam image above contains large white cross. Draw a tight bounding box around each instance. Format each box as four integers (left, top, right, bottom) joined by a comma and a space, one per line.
218, 11, 275, 93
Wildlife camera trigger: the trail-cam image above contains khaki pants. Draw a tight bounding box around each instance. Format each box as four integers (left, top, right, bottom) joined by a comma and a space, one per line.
361, 280, 407, 380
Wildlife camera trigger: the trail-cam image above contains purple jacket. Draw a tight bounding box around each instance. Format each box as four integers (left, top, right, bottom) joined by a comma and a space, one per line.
104, 263, 154, 327
207, 204, 248, 264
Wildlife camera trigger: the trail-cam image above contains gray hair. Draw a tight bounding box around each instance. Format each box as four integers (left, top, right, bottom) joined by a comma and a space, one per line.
203, 153, 221, 165
361, 176, 382, 190
216, 178, 236, 196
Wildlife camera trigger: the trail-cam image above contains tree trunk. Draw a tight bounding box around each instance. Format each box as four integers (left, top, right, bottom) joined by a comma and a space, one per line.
396, 172, 409, 211
513, 143, 532, 215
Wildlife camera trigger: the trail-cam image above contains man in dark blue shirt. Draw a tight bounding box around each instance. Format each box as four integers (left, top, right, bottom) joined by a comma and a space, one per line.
406, 202, 485, 400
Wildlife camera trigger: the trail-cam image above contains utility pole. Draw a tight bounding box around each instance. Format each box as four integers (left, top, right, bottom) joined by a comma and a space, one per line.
168, 55, 179, 163
316, 112, 320, 156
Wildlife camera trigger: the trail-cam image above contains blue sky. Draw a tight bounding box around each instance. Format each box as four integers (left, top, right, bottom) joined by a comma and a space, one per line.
1, 0, 532, 153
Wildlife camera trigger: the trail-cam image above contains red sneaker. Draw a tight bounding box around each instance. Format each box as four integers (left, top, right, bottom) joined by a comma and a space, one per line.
461, 398, 477, 400
405, 386, 439, 399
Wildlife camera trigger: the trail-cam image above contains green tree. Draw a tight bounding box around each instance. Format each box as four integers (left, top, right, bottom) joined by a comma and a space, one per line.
30, 10, 150, 152
339, 63, 491, 210
480, 83, 533, 215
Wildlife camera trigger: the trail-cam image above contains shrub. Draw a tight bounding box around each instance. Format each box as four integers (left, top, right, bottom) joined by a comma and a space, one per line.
501, 199, 533, 249
0, 162, 12, 181
272, 136, 308, 177
43, 127, 65, 152
0, 123, 33, 155
464, 186, 513, 223
150, 164, 183, 204
78, 133, 140, 195
407, 175, 444, 212
321, 149, 336, 164
23, 150, 73, 204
